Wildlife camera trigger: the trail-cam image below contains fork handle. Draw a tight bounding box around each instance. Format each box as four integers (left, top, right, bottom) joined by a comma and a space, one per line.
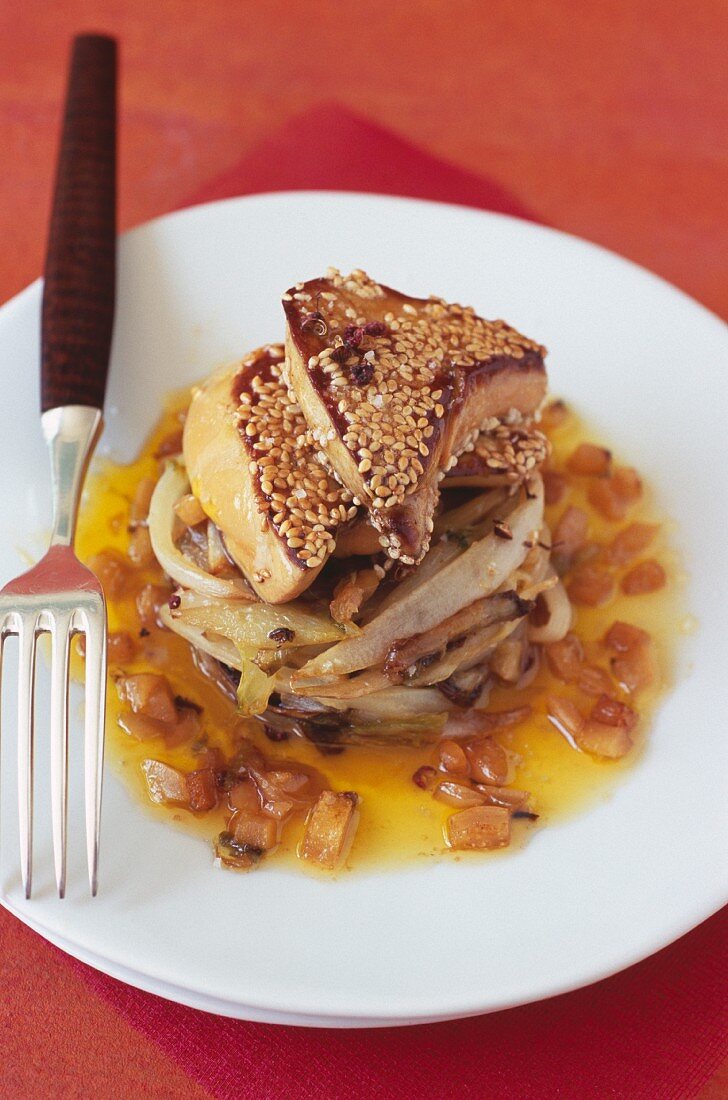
41, 34, 117, 414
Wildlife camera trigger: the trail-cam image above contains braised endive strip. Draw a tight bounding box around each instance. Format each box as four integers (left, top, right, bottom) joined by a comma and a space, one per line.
148, 463, 254, 600
159, 603, 241, 667
365, 492, 507, 624
158, 603, 273, 715
174, 599, 354, 651
293, 477, 544, 680
382, 589, 532, 683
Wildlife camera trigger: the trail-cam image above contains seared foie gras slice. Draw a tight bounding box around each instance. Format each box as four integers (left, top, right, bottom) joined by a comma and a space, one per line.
183, 345, 357, 603
283, 269, 547, 565
444, 423, 550, 489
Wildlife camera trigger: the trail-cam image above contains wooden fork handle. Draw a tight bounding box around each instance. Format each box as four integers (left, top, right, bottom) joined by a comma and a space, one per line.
41, 34, 117, 414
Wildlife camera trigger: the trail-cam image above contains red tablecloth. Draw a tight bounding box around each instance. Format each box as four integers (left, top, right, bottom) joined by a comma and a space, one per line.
1, 104, 726, 1099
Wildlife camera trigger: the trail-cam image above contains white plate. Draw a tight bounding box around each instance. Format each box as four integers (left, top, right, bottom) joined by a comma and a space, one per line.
0, 193, 726, 1027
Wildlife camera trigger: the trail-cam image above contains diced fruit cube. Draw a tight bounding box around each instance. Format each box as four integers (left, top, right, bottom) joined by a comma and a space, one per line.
228, 780, 261, 815
136, 583, 171, 629
611, 466, 642, 501
545, 632, 584, 682
465, 736, 509, 785
433, 781, 484, 809
299, 791, 359, 870
119, 712, 170, 741
590, 694, 638, 731
567, 563, 615, 606
621, 560, 666, 595
174, 492, 207, 526
607, 523, 658, 565
129, 477, 156, 524
107, 631, 136, 663
446, 805, 511, 850
142, 760, 188, 805
118, 673, 177, 723
603, 620, 655, 692
566, 443, 611, 476
604, 620, 651, 652
553, 505, 589, 560
128, 526, 155, 567
232, 812, 278, 852
577, 665, 614, 697
546, 696, 585, 743
587, 478, 628, 522
162, 709, 201, 748
252, 768, 313, 820
88, 549, 131, 598
476, 785, 530, 810
186, 768, 218, 812
576, 721, 633, 759
610, 647, 656, 693
540, 400, 570, 432
438, 739, 469, 776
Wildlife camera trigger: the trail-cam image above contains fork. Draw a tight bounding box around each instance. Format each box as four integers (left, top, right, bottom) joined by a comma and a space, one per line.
0, 34, 117, 899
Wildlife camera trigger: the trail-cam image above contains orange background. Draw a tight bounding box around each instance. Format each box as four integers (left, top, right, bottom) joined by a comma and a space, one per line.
0, 1, 725, 1096
0, 0, 725, 316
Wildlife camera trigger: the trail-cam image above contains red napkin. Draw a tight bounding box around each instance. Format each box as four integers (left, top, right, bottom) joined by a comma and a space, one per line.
69, 104, 726, 1098
187, 102, 540, 220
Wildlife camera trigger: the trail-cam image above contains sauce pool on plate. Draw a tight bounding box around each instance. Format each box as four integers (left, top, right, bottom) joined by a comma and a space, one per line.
74, 397, 681, 874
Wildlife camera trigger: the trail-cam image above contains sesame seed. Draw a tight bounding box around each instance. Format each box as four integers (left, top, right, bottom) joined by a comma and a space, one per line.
279, 269, 546, 565
231, 345, 354, 571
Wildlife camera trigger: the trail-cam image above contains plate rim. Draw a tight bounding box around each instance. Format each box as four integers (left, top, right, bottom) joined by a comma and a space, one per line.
4, 884, 725, 1026
1, 189, 726, 1026
3, 187, 726, 330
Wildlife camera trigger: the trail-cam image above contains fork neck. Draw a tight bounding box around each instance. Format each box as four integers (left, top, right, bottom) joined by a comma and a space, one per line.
41, 405, 103, 548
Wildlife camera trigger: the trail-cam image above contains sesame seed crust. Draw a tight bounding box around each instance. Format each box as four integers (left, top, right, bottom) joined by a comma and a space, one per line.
232, 345, 357, 570
445, 423, 550, 486
283, 269, 547, 563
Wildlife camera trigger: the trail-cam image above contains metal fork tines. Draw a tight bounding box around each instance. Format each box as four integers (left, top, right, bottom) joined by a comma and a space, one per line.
2, 34, 116, 898
0, 406, 107, 898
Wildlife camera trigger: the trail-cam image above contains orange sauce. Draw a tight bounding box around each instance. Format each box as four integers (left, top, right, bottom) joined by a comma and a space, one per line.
75, 397, 682, 874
